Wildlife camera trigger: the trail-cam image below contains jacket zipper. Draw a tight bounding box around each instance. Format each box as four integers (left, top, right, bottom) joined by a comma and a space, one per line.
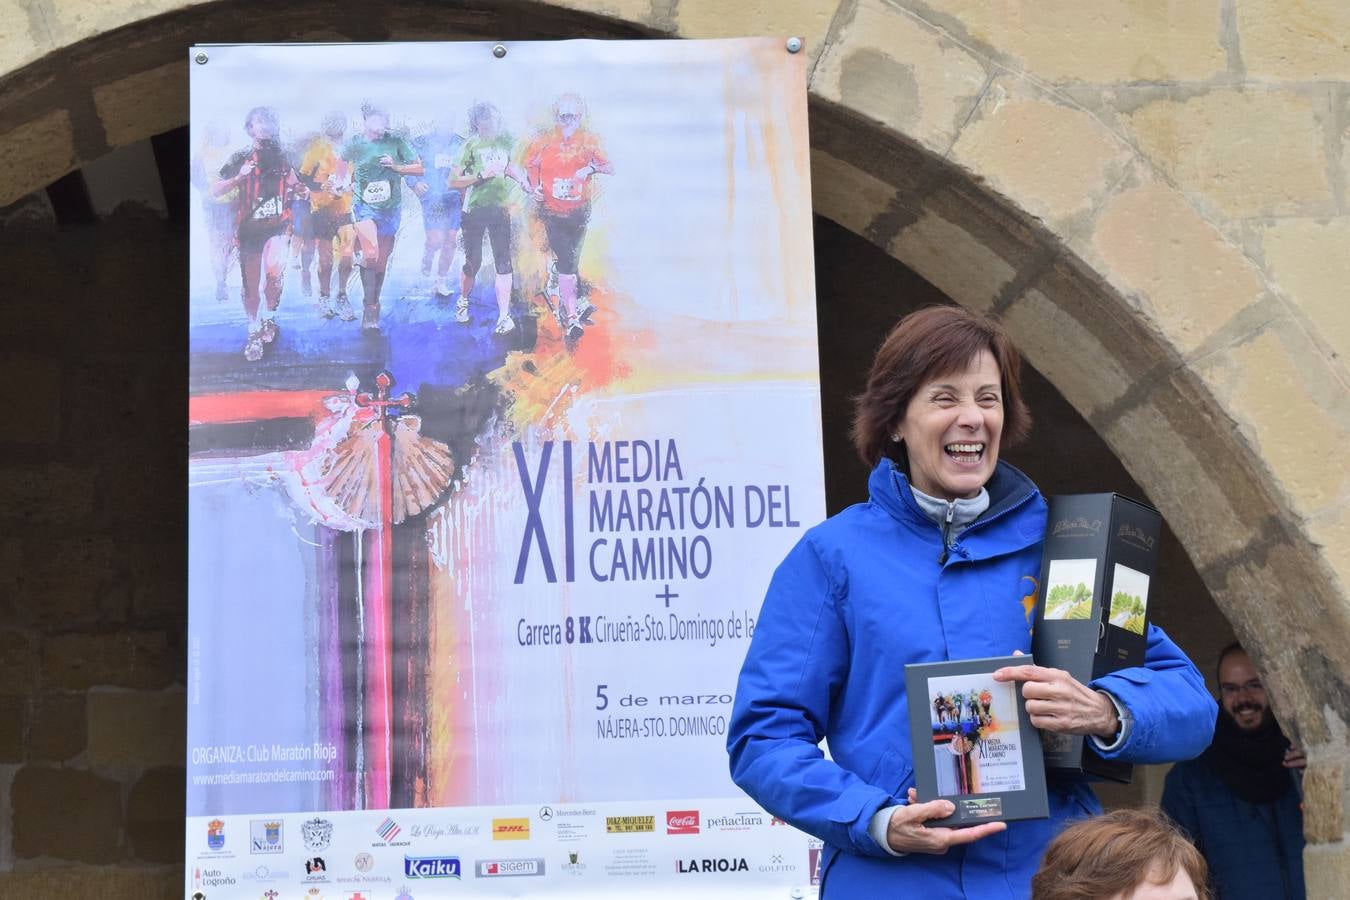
938, 501, 955, 565
936, 489, 1038, 566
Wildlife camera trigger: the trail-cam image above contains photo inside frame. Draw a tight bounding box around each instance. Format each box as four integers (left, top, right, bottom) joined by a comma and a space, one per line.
1043, 557, 1098, 622
927, 674, 1026, 797
1109, 563, 1149, 635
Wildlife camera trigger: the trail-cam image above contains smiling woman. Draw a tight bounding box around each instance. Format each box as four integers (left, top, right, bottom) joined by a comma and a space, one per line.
727, 305, 1217, 899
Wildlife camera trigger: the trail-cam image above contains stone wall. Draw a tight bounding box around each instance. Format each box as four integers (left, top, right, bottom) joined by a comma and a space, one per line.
0, 204, 186, 896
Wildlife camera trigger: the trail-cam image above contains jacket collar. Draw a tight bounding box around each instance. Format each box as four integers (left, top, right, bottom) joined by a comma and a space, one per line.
867, 456, 1039, 532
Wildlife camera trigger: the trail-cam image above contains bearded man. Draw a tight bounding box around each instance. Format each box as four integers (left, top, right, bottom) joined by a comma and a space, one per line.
1161, 642, 1305, 899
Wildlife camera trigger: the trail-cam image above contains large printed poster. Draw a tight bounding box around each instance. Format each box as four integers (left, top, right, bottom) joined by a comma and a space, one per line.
187, 39, 824, 897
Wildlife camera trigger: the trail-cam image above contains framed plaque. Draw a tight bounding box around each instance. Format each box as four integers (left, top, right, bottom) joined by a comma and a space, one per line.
904, 655, 1049, 827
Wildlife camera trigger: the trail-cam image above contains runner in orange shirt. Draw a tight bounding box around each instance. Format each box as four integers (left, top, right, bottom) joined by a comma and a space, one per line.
523, 93, 613, 340
298, 112, 358, 322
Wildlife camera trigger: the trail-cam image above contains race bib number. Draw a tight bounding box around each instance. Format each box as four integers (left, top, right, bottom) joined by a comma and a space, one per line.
550, 178, 578, 201
434, 153, 454, 171
363, 180, 391, 203
252, 196, 282, 220
480, 148, 508, 179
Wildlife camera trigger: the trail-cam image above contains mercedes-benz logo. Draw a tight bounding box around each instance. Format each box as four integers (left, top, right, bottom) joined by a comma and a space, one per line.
539, 806, 554, 821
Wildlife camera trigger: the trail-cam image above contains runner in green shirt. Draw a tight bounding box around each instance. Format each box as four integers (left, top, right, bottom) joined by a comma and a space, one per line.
342, 102, 423, 331
451, 102, 527, 334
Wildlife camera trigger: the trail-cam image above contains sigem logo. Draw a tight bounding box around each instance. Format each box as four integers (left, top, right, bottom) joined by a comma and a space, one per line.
605, 815, 655, 834
475, 858, 546, 878
376, 817, 402, 843
675, 857, 750, 874
250, 819, 284, 854
666, 810, 699, 835
491, 817, 530, 840
405, 855, 462, 879
303, 817, 334, 851
207, 819, 226, 851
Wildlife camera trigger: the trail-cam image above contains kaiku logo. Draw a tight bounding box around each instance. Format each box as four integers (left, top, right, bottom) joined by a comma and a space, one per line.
1052, 517, 1102, 536
675, 857, 750, 874
666, 810, 699, 835
404, 856, 462, 879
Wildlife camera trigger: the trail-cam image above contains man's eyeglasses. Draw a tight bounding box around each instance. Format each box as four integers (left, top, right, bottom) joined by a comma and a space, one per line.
1219, 679, 1264, 697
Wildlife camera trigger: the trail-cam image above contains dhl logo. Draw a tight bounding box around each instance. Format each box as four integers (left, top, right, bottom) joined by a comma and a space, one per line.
491, 818, 530, 841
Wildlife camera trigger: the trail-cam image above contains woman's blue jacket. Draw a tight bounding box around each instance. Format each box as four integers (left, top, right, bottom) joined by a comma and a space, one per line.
727, 458, 1216, 898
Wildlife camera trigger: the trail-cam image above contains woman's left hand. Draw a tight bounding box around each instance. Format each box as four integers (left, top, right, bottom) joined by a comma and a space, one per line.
993, 663, 1119, 738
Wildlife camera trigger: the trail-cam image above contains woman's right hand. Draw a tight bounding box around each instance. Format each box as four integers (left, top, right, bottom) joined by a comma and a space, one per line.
885, 788, 1007, 854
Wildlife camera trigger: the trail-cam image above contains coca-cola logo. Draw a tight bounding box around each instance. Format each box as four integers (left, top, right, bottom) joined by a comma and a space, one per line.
666, 810, 699, 835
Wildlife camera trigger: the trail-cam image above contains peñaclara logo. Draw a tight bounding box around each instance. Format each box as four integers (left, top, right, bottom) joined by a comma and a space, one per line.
704, 813, 763, 831
405, 855, 462, 879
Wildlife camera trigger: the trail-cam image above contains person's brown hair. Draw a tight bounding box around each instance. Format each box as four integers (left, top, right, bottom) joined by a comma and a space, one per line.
851, 305, 1031, 467
1031, 808, 1210, 900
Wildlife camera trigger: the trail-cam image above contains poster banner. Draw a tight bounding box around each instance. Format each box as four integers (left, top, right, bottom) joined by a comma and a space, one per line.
187, 38, 823, 896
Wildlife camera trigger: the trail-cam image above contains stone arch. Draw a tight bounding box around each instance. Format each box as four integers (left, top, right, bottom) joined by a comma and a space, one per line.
2, 0, 1347, 886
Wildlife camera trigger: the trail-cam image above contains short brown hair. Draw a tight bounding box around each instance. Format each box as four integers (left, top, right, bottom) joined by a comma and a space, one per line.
851, 305, 1031, 466
1031, 808, 1210, 900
